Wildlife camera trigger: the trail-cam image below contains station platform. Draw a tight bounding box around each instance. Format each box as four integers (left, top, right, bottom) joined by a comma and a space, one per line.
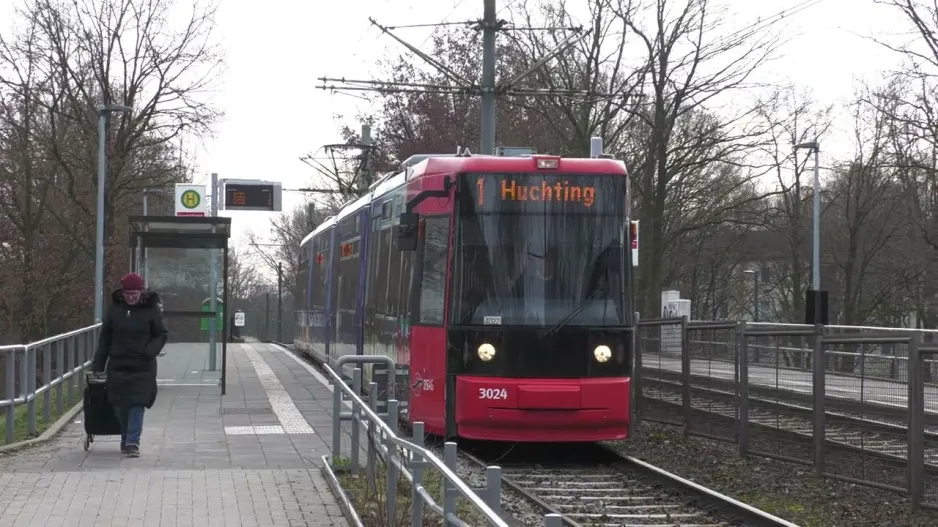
0, 341, 350, 526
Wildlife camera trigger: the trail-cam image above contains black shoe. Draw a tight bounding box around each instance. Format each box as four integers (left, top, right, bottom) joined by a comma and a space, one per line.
120, 444, 128, 454
125, 445, 139, 457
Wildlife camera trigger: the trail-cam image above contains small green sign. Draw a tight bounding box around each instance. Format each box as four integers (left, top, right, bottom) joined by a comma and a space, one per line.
200, 302, 224, 331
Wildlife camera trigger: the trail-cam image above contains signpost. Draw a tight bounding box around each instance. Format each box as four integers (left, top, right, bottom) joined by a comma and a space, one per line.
175, 184, 207, 217
234, 311, 245, 327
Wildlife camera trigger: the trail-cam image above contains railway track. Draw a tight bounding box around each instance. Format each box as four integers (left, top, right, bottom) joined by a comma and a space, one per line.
642, 381, 938, 466
461, 443, 797, 527
281, 343, 800, 526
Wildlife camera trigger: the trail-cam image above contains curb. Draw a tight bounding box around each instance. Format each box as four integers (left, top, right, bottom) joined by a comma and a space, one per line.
322, 456, 365, 527
0, 402, 83, 454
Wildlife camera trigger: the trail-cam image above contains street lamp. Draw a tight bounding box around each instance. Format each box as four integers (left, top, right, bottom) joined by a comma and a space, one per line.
793, 140, 821, 292
94, 103, 133, 323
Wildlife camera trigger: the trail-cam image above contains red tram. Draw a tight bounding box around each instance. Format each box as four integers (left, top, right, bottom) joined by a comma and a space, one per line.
295, 151, 635, 442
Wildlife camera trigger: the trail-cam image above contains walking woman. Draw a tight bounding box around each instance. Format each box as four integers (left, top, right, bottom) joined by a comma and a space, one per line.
91, 273, 168, 457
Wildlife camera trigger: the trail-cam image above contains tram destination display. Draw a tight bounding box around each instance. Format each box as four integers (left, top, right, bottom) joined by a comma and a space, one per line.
221, 180, 283, 212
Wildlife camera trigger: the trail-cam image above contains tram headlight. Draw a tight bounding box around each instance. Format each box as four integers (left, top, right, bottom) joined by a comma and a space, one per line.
593, 344, 612, 363
477, 343, 496, 362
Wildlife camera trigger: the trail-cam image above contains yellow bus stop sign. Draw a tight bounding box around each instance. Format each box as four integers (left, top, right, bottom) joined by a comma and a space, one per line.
181, 190, 201, 209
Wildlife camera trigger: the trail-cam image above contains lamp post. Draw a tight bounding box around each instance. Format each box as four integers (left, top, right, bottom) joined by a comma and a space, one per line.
744, 269, 759, 322
94, 103, 132, 323
793, 141, 821, 292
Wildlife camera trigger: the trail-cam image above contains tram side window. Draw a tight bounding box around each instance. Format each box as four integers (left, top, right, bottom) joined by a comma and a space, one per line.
365, 215, 383, 317
297, 254, 309, 308
337, 240, 359, 311
397, 250, 414, 321
418, 216, 449, 325
388, 238, 403, 317
378, 227, 393, 315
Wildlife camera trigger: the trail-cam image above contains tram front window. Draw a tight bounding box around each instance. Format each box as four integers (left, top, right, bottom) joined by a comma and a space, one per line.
451, 172, 629, 327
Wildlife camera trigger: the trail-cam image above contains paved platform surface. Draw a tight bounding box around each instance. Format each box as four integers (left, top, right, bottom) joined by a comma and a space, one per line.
0, 342, 351, 526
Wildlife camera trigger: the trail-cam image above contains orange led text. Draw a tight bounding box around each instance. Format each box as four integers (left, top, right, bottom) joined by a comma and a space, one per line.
477, 178, 595, 208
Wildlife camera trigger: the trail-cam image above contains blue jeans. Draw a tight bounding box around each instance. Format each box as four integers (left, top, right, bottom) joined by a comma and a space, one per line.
113, 405, 145, 447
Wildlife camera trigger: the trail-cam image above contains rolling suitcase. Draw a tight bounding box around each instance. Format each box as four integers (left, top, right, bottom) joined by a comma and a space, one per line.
82, 372, 122, 450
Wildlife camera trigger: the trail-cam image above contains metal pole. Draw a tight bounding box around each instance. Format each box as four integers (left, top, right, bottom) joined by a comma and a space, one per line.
94, 111, 108, 323
277, 262, 283, 343
265, 293, 271, 341
142, 190, 149, 285
480, 0, 496, 155
753, 271, 760, 322
209, 172, 218, 371
361, 124, 372, 193
811, 146, 821, 290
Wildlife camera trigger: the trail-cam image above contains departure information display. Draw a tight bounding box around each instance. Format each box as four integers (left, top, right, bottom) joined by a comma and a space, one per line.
225, 183, 274, 211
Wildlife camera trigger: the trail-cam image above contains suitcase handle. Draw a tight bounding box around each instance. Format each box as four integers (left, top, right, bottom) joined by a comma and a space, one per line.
86, 371, 107, 384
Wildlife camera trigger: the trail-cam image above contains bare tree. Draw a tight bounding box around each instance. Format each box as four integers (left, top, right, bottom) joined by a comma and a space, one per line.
498, 0, 648, 157
750, 87, 834, 322
10, 0, 223, 276
606, 0, 783, 315
227, 245, 260, 307
823, 93, 910, 330
247, 200, 327, 295
0, 0, 219, 338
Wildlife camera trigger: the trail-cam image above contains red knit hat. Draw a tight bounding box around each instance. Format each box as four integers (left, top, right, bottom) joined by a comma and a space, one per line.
120, 273, 145, 291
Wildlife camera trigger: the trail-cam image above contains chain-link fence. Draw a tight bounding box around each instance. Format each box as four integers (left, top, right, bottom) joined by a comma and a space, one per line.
635, 319, 938, 511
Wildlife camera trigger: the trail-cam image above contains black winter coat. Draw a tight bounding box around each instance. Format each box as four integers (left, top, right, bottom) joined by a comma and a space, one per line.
92, 289, 168, 408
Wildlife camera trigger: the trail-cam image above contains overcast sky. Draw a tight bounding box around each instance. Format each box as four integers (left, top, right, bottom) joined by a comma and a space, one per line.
0, 0, 915, 252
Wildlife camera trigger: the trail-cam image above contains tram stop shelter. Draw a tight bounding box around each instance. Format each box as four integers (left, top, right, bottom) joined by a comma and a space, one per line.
128, 215, 232, 394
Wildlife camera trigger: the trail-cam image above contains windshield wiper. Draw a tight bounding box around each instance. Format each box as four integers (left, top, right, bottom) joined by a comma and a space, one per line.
544, 283, 607, 336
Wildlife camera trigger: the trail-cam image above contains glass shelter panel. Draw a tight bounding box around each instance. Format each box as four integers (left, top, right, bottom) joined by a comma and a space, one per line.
128, 216, 231, 394
136, 246, 223, 387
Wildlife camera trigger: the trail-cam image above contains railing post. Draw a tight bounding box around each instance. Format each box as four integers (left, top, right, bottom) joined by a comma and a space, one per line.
443, 441, 458, 525
367, 382, 378, 494
385, 399, 399, 522
485, 466, 502, 525
680, 315, 690, 436
55, 339, 64, 416
76, 335, 86, 395
27, 347, 36, 436
66, 337, 74, 405
411, 421, 425, 526
737, 321, 749, 455
812, 323, 825, 477
332, 368, 342, 460
4, 350, 15, 444
908, 335, 924, 509
632, 311, 641, 426
351, 368, 362, 476
42, 344, 52, 424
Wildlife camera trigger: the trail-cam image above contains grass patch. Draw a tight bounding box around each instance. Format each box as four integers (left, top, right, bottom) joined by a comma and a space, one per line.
0, 386, 77, 445
336, 450, 489, 526
737, 493, 825, 527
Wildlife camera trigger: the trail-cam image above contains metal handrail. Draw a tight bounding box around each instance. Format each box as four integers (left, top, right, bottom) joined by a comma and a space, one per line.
0, 325, 102, 445
635, 316, 934, 509
325, 362, 510, 526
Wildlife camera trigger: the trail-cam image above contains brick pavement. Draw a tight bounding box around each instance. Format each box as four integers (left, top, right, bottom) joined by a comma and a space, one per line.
0, 342, 350, 527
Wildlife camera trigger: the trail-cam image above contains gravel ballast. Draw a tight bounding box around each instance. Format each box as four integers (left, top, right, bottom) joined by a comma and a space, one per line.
606, 421, 938, 527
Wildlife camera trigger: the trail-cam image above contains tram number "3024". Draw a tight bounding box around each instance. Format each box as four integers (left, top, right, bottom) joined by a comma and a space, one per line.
478, 388, 508, 400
